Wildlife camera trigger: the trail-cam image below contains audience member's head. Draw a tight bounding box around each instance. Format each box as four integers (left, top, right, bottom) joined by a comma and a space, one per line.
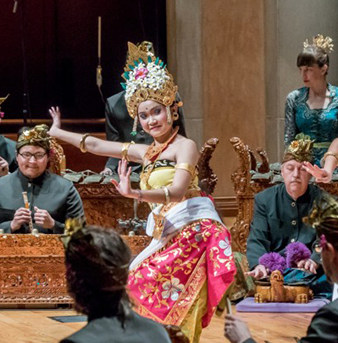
64, 222, 131, 323
282, 134, 314, 199
304, 191, 338, 284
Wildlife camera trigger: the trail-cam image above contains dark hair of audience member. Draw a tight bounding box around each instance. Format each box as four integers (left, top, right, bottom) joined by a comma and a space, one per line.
297, 46, 330, 73
65, 226, 132, 325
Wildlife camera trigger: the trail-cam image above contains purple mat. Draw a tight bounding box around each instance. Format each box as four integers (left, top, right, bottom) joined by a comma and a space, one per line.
236, 297, 330, 313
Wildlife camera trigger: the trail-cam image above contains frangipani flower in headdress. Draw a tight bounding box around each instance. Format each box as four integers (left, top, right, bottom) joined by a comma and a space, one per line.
121, 42, 178, 134
283, 133, 314, 163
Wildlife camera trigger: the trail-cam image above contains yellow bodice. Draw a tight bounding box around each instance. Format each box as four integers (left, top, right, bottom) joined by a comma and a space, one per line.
140, 159, 200, 210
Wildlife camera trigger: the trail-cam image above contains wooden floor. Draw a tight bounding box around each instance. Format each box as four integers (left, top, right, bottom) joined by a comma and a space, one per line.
0, 306, 313, 343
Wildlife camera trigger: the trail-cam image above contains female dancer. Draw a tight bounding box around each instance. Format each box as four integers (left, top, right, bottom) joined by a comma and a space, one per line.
49, 42, 236, 343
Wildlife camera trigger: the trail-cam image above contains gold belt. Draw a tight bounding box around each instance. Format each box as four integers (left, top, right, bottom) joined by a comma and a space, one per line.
152, 189, 201, 240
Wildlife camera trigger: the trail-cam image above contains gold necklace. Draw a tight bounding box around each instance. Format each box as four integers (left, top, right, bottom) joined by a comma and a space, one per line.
141, 127, 179, 189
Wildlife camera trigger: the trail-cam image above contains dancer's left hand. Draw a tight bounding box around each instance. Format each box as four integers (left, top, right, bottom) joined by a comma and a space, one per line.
111, 159, 133, 197
48, 106, 62, 135
303, 161, 332, 183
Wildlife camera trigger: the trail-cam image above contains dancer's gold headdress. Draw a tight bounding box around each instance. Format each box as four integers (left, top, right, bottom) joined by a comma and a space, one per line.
121, 42, 178, 133
303, 34, 334, 54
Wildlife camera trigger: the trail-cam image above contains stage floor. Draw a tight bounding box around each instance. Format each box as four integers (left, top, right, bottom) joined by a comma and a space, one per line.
0, 306, 313, 342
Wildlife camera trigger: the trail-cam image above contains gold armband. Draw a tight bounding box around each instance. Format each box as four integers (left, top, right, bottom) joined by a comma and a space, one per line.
175, 163, 196, 178
321, 151, 338, 167
161, 186, 171, 204
79, 133, 91, 153
121, 141, 135, 162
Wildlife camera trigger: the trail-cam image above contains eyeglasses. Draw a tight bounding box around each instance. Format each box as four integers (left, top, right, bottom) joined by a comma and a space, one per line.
18, 152, 47, 160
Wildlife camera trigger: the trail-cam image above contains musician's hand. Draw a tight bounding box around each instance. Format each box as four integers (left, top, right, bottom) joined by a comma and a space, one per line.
0, 157, 9, 177
111, 159, 133, 198
11, 207, 31, 232
297, 258, 318, 274
100, 167, 113, 176
34, 206, 55, 229
48, 106, 62, 135
245, 264, 268, 279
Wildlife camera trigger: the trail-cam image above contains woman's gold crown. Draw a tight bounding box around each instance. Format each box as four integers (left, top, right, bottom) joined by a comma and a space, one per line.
303, 34, 334, 54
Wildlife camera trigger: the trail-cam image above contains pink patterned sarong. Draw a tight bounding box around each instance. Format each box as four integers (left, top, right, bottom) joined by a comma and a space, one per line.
128, 218, 236, 328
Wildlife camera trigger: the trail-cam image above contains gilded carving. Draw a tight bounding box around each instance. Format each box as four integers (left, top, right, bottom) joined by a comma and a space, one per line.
0, 234, 151, 305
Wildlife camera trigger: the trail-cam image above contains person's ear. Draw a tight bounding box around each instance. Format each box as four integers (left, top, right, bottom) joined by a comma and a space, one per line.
325, 242, 336, 261
281, 165, 285, 178
321, 64, 328, 75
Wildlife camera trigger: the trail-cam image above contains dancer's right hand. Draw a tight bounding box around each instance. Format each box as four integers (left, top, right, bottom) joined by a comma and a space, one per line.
48, 106, 62, 135
111, 159, 132, 198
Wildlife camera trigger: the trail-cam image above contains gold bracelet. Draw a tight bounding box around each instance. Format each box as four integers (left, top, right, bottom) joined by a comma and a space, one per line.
321, 151, 338, 167
79, 133, 91, 153
121, 141, 135, 162
161, 186, 171, 204
136, 189, 143, 203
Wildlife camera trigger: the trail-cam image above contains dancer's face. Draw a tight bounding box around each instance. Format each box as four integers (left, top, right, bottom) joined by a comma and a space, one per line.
138, 100, 173, 140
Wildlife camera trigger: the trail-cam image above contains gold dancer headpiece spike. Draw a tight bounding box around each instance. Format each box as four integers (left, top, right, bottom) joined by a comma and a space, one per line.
121, 42, 178, 135
60, 217, 86, 248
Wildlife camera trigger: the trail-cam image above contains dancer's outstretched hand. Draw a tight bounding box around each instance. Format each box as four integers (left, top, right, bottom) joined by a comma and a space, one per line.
48, 106, 62, 135
111, 159, 132, 198
303, 161, 332, 183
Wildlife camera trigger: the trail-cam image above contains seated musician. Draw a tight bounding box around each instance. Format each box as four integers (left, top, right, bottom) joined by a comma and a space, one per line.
60, 222, 171, 343
0, 125, 84, 234
246, 134, 332, 297
225, 192, 338, 343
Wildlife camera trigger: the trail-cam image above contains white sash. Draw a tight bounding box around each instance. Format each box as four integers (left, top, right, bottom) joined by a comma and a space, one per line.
333, 284, 338, 301
130, 197, 223, 270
